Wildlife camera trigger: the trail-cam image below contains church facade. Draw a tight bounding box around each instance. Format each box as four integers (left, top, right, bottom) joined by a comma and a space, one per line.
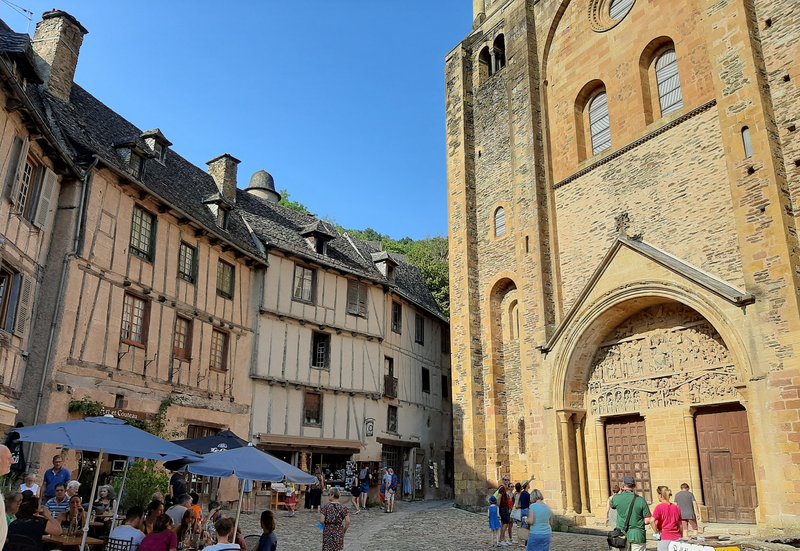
447, 0, 800, 532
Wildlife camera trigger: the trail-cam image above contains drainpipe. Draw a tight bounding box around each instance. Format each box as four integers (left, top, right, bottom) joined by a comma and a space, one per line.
30, 155, 99, 431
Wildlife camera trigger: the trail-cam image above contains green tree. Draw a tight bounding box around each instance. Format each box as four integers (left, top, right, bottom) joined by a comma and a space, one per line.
112, 460, 169, 511
278, 189, 315, 216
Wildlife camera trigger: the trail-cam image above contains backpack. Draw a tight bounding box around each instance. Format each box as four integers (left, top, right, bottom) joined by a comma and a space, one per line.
390, 474, 398, 491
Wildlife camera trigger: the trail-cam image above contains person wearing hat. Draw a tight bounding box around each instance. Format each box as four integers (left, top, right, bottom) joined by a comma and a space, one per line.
610, 475, 652, 551
488, 495, 501, 546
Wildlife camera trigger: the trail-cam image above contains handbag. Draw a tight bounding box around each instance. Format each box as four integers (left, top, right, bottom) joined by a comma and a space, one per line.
607, 493, 639, 549
511, 509, 522, 522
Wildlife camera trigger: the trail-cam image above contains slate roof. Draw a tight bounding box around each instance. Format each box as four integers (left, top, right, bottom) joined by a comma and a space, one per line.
19, 68, 445, 321
0, 21, 42, 83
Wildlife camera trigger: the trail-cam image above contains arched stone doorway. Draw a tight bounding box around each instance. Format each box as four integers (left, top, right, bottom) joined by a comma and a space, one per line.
557, 300, 757, 522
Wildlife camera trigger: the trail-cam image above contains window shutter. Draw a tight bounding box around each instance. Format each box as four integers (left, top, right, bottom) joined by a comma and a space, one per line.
4, 274, 21, 333
33, 168, 58, 229
358, 283, 367, 317
347, 280, 359, 313
12, 274, 33, 338
148, 215, 158, 261
3, 136, 25, 199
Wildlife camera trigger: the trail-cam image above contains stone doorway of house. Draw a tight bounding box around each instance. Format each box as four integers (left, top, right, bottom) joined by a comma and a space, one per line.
695, 404, 757, 524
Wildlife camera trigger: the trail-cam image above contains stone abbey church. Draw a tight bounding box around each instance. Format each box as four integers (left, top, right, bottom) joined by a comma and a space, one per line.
446, 0, 800, 534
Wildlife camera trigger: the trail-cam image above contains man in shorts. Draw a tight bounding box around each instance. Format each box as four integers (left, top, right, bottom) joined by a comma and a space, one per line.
383, 468, 396, 513
674, 483, 702, 538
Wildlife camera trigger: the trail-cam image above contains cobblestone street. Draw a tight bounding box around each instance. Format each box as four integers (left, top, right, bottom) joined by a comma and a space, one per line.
237, 499, 643, 551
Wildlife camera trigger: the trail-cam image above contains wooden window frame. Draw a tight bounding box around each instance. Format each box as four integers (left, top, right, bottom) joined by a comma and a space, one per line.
303, 391, 323, 426
216, 259, 235, 300
178, 242, 198, 283
415, 313, 425, 345
0, 266, 17, 332
13, 155, 41, 220
129, 206, 157, 262
173, 315, 193, 360
209, 328, 229, 372
391, 301, 402, 334
120, 292, 150, 348
387, 405, 398, 434
346, 279, 368, 318
494, 206, 507, 238
311, 331, 331, 370
292, 264, 316, 304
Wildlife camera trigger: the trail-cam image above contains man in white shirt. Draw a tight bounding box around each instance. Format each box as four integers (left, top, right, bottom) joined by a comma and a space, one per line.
109, 507, 146, 551
203, 518, 240, 551
166, 494, 192, 527
19, 473, 40, 496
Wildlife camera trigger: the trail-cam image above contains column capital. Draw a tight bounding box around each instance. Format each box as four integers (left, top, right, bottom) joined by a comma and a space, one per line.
573, 410, 587, 423
556, 410, 574, 423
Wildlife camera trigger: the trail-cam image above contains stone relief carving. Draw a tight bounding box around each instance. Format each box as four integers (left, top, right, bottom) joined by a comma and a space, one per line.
576, 304, 739, 414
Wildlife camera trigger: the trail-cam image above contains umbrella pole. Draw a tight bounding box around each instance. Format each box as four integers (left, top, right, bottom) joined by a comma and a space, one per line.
232, 479, 246, 542
80, 449, 103, 551
109, 458, 130, 532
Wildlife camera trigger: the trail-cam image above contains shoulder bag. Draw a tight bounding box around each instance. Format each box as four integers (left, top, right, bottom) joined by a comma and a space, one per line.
607, 493, 638, 549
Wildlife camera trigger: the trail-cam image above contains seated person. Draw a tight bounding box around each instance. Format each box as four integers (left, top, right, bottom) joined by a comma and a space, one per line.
202, 518, 240, 551
109, 506, 146, 551
44, 485, 70, 518
165, 494, 191, 527
61, 496, 86, 532
93, 485, 116, 514
8, 496, 62, 551
139, 515, 177, 551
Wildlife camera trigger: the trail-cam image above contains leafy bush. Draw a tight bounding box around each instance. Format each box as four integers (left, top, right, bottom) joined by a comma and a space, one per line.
113, 460, 169, 511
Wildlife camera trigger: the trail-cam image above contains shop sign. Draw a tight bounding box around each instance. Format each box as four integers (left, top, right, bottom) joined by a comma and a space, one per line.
365, 418, 375, 437
100, 407, 148, 421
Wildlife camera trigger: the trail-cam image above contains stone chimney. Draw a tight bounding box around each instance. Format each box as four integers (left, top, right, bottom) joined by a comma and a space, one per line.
31, 10, 88, 102
206, 154, 240, 204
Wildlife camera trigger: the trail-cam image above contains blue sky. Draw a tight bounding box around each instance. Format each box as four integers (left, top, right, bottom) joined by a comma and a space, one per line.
2, 1, 472, 240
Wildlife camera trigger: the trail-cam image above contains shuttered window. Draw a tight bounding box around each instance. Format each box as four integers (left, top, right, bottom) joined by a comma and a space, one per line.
589, 92, 612, 155
346, 280, 368, 318
33, 168, 57, 229
0, 268, 33, 339
655, 49, 684, 116
494, 207, 506, 237
609, 0, 635, 19
391, 301, 402, 334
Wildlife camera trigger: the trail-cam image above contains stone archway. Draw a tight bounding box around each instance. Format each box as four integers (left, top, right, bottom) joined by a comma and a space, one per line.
554, 298, 756, 520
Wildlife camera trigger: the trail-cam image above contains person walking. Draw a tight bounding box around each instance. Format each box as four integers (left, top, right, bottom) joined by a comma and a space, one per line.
652, 486, 682, 551
357, 465, 370, 510
526, 489, 554, 551
319, 488, 350, 551
488, 496, 502, 546
605, 484, 621, 529
349, 480, 362, 514
385, 468, 398, 513
674, 483, 701, 538
610, 475, 651, 551
518, 482, 532, 548
379, 467, 388, 510
306, 471, 325, 511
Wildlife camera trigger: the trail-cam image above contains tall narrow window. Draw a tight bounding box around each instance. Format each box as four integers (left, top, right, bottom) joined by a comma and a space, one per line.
293, 264, 315, 303
742, 126, 754, 158
493, 34, 506, 73
518, 418, 526, 452
129, 207, 156, 261
441, 375, 449, 400
655, 49, 683, 116
494, 207, 506, 238
479, 46, 492, 81
387, 405, 398, 433
311, 331, 331, 369
415, 313, 425, 345
589, 92, 612, 155
178, 242, 197, 283
422, 367, 431, 394
391, 301, 402, 334
121, 293, 149, 346
173, 316, 192, 360
216, 260, 235, 299
209, 329, 228, 371
346, 280, 368, 318
303, 392, 322, 426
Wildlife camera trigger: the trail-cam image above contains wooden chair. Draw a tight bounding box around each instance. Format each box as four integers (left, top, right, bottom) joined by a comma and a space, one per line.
105, 537, 134, 551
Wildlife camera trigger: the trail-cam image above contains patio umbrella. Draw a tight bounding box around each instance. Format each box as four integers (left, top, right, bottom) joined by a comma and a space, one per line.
186, 444, 317, 537
163, 429, 249, 471
15, 416, 201, 551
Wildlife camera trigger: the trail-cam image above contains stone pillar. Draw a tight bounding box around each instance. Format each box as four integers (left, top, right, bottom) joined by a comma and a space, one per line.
682, 410, 703, 504
594, 417, 610, 502
557, 410, 576, 514
574, 411, 590, 514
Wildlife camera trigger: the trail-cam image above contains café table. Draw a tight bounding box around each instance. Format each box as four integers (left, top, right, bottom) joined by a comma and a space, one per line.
43, 534, 105, 548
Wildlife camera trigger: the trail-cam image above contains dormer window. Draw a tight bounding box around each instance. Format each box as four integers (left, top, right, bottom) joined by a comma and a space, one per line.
141, 129, 172, 165
370, 251, 398, 281
216, 206, 229, 230
299, 221, 337, 256
114, 140, 152, 179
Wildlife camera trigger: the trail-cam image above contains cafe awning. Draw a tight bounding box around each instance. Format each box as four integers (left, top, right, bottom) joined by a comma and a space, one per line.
258, 434, 362, 453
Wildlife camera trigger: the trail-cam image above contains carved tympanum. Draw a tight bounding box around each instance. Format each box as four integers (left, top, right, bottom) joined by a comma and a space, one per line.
581, 303, 738, 414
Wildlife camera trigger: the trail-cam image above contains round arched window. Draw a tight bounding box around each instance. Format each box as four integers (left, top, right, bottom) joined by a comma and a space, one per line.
494, 207, 507, 238
609, 0, 635, 20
